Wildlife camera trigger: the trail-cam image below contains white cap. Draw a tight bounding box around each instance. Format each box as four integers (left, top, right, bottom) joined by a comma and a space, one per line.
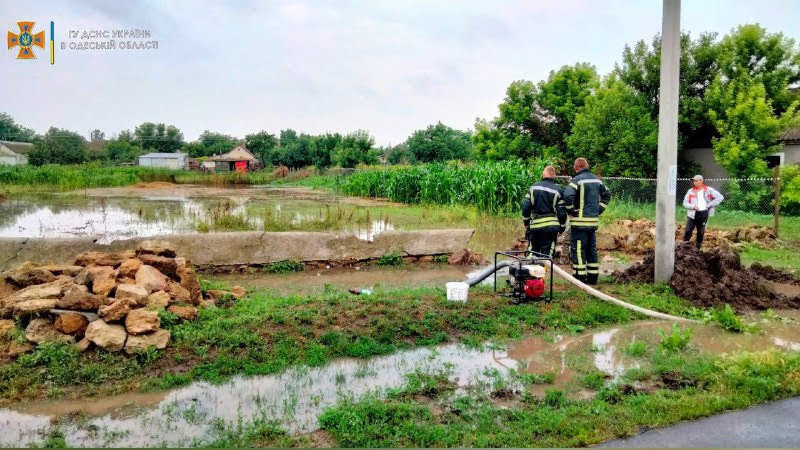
692, 175, 704, 181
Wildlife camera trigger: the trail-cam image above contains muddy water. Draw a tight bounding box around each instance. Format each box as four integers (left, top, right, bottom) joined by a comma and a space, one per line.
212, 265, 474, 295
3, 312, 799, 447
0, 186, 521, 254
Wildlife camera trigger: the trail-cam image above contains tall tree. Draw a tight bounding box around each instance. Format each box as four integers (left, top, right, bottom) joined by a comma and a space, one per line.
567, 80, 658, 177
0, 113, 37, 142
133, 122, 184, 153
333, 130, 378, 168
245, 131, 278, 164
405, 122, 472, 162
90, 129, 105, 142
28, 127, 87, 165
536, 63, 599, 153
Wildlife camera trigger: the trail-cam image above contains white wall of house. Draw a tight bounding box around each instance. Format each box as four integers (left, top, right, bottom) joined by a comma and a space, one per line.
686, 143, 799, 178
0, 145, 28, 165
138, 153, 187, 169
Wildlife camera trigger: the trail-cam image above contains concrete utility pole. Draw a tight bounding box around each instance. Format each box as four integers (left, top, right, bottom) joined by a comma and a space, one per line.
654, 0, 681, 282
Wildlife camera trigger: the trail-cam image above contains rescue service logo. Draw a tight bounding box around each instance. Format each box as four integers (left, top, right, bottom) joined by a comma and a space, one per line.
7, 21, 45, 59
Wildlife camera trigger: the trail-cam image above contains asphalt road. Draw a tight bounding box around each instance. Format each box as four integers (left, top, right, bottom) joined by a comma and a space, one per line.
598, 397, 800, 448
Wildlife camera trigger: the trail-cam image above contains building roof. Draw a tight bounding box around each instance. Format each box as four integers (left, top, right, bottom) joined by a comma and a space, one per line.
210, 146, 257, 162
139, 152, 188, 158
780, 127, 800, 143
0, 140, 34, 155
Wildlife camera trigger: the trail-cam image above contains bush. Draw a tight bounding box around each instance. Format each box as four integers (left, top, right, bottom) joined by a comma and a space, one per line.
711, 304, 752, 333
780, 164, 800, 216
376, 252, 404, 267
265, 260, 305, 274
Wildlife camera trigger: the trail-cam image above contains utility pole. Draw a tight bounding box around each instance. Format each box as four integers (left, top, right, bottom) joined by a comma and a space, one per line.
654, 0, 681, 282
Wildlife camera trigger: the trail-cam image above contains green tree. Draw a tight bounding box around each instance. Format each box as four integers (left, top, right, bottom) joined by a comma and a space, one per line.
28, 127, 87, 165
567, 80, 658, 177
406, 122, 472, 162
385, 143, 414, 164
706, 76, 799, 177
0, 112, 37, 142
245, 131, 278, 165
536, 63, 599, 152
90, 129, 105, 142
105, 138, 140, 163
133, 122, 184, 153
310, 133, 341, 169
333, 130, 378, 168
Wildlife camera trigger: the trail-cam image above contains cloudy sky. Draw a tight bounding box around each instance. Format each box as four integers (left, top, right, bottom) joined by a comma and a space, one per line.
2, 0, 799, 145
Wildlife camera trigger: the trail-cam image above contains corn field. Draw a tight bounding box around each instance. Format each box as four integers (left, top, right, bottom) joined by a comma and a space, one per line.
335, 161, 535, 215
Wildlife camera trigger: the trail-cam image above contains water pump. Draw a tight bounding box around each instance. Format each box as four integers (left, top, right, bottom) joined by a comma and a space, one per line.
494, 250, 553, 302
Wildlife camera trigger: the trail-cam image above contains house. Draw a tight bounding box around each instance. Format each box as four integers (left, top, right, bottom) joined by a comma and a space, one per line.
209, 145, 259, 172
685, 128, 800, 178
137, 152, 188, 169
0, 140, 34, 165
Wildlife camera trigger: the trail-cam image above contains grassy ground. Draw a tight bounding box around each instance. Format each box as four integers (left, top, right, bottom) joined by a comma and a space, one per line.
0, 281, 691, 404
312, 350, 800, 448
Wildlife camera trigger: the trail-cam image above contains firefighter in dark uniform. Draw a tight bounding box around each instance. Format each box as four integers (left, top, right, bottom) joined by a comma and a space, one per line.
522, 166, 567, 258
563, 158, 611, 285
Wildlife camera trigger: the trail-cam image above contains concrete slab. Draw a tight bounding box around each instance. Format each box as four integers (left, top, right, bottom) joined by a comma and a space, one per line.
0, 229, 474, 270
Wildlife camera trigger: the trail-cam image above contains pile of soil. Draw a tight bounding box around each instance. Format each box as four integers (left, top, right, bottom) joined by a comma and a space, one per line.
749, 263, 800, 285
616, 242, 800, 311
448, 248, 487, 266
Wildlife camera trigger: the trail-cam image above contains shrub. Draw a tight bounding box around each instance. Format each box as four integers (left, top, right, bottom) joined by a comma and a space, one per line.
376, 252, 404, 266
780, 164, 800, 216
265, 260, 305, 274
712, 304, 752, 333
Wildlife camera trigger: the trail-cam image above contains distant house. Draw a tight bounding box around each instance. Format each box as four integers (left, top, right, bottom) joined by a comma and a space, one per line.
685, 128, 800, 178
137, 152, 188, 169
209, 146, 259, 172
0, 140, 34, 165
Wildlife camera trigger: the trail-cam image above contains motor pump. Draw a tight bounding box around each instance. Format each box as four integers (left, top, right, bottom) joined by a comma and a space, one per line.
508, 263, 547, 300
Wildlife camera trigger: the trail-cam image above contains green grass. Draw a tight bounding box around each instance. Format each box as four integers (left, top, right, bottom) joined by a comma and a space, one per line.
317, 350, 800, 447
0, 164, 178, 192
659, 323, 693, 351
376, 252, 404, 266
264, 260, 304, 274
0, 281, 693, 402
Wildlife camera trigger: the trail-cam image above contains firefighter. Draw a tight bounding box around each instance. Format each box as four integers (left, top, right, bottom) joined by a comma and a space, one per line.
563, 158, 611, 285
682, 174, 724, 249
522, 165, 567, 258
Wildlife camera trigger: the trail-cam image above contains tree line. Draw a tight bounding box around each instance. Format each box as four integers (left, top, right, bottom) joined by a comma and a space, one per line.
1, 24, 798, 176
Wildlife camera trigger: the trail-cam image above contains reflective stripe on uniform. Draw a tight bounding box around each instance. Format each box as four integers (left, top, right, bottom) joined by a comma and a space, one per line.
599, 202, 607, 209
531, 216, 559, 228
577, 179, 603, 185
568, 182, 578, 190
533, 185, 560, 196
570, 217, 599, 227
576, 240, 583, 267
587, 262, 599, 274
579, 183, 585, 218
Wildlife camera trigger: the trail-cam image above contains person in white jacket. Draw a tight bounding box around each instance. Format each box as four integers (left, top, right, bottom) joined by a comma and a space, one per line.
682, 175, 724, 249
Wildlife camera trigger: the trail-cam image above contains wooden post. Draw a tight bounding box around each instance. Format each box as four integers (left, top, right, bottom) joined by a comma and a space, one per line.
597, 163, 602, 179
774, 165, 781, 238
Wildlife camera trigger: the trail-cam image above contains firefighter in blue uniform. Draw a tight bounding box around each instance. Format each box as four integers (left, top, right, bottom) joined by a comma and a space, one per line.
563, 158, 611, 285
522, 165, 567, 258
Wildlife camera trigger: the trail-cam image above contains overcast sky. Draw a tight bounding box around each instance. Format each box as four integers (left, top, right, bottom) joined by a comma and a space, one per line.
2, 0, 799, 145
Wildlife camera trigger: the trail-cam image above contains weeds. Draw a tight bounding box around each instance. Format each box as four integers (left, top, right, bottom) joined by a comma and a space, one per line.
265, 260, 304, 274
659, 323, 693, 351
624, 340, 648, 357
712, 304, 754, 333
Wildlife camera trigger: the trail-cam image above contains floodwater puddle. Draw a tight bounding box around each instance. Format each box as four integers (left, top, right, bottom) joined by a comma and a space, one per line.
0, 186, 521, 254
211, 265, 473, 295
2, 312, 799, 447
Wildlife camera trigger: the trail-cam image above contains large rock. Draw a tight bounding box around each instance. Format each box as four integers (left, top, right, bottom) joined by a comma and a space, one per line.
124, 329, 170, 354
165, 281, 191, 303
89, 266, 116, 296
25, 318, 74, 344
125, 308, 160, 335
14, 298, 58, 317
115, 284, 148, 307
138, 254, 178, 279
177, 266, 202, 304
147, 290, 171, 309
136, 240, 177, 258
168, 304, 198, 321
74, 250, 134, 268
595, 231, 618, 251
54, 312, 90, 335
136, 265, 169, 294
117, 258, 142, 279
57, 284, 105, 311
12, 279, 68, 302
4, 263, 56, 287
85, 320, 127, 352
98, 298, 131, 322
38, 264, 84, 277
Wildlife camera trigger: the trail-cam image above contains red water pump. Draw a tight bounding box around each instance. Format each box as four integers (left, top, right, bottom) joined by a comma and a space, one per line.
509, 263, 548, 301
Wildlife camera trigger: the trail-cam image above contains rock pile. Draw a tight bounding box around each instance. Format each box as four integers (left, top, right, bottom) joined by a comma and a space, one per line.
0, 240, 245, 357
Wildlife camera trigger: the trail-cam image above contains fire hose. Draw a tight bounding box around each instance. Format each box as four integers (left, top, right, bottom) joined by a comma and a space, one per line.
463, 260, 697, 323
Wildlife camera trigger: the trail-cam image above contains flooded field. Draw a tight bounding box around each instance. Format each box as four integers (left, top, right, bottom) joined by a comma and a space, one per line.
0, 184, 520, 255
2, 311, 798, 447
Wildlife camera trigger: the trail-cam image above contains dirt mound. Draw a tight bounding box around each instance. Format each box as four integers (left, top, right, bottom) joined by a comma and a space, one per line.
132, 181, 177, 189
616, 242, 800, 311
749, 263, 800, 285
448, 248, 487, 266
603, 219, 776, 254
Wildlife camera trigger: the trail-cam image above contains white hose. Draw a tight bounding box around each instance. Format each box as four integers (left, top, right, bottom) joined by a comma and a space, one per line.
539, 260, 697, 323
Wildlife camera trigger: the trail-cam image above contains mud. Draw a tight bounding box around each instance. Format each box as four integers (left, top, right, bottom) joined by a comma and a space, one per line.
1, 311, 798, 447
616, 242, 800, 311
750, 263, 800, 284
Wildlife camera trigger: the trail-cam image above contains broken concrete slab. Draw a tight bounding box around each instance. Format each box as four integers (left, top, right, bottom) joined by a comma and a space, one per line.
0, 229, 474, 271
